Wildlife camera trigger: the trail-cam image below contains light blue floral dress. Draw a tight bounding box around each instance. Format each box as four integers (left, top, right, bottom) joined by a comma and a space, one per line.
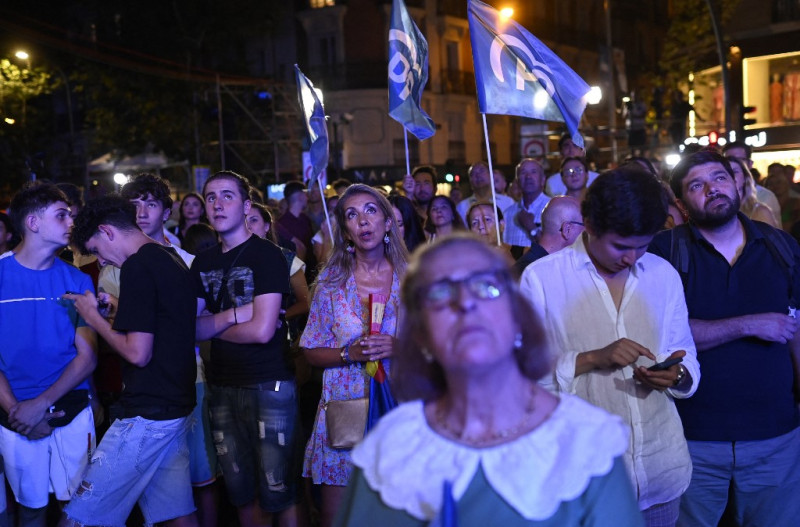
299, 268, 401, 485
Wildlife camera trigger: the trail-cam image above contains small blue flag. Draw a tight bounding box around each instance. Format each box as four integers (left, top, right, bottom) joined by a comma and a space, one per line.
294, 65, 329, 180
428, 480, 458, 527
467, 0, 591, 148
388, 0, 435, 141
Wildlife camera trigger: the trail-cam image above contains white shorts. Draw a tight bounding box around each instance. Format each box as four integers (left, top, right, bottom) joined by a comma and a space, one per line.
0, 406, 94, 508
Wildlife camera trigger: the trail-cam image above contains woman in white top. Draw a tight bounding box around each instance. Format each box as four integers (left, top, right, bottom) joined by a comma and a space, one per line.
335, 234, 643, 526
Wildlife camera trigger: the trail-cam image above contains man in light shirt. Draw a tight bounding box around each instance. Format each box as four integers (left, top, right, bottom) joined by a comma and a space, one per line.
521, 165, 700, 527
502, 158, 550, 257
455, 161, 514, 223
545, 133, 600, 196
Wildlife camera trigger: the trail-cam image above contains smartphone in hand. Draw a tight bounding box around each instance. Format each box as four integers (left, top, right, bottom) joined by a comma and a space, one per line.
648, 357, 683, 372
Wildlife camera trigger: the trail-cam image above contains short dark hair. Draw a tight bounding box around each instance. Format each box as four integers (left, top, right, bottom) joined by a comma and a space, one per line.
202, 170, 252, 202
8, 182, 70, 237
331, 178, 351, 192
283, 181, 306, 203
582, 165, 668, 237
722, 141, 751, 159
669, 150, 734, 200
557, 132, 572, 151
71, 195, 139, 255
121, 173, 173, 210
559, 156, 588, 174
182, 223, 218, 255
622, 156, 658, 176
55, 183, 84, 210
411, 165, 437, 180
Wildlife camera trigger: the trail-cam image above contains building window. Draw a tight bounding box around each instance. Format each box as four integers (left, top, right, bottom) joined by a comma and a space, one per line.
310, 0, 335, 8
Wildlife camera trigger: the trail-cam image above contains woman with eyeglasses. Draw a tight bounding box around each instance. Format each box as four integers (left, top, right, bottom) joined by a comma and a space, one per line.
424, 195, 466, 242
334, 234, 643, 526
560, 157, 590, 202
300, 184, 408, 527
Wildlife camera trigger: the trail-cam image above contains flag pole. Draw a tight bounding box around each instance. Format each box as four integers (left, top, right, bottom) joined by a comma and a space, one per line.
317, 174, 334, 239
403, 129, 411, 177
481, 113, 502, 246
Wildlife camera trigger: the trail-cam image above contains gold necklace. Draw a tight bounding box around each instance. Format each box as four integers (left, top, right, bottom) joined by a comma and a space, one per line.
434, 384, 537, 446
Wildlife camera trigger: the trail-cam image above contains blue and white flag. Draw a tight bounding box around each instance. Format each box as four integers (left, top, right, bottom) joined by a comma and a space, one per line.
467, 0, 591, 148
388, 0, 435, 141
294, 65, 329, 180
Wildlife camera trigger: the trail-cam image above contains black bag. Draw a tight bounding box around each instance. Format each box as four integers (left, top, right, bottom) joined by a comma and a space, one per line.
0, 389, 89, 430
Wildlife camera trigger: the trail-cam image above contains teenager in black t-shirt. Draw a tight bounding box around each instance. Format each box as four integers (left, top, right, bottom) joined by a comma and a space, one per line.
193, 171, 303, 526
64, 195, 199, 526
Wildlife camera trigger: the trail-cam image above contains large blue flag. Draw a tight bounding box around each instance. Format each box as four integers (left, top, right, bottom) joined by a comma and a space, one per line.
467, 0, 590, 148
388, 0, 435, 140
295, 65, 329, 180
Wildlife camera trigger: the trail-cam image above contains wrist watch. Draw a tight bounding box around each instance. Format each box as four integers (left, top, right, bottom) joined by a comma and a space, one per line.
673, 364, 687, 386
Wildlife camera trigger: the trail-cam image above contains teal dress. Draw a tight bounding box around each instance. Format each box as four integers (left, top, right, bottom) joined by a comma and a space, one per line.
335, 396, 644, 527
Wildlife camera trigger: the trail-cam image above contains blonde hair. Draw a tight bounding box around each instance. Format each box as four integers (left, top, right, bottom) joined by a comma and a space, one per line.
313, 184, 408, 291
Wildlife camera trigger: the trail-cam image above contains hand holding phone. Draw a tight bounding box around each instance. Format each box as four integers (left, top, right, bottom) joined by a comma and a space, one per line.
648, 357, 683, 371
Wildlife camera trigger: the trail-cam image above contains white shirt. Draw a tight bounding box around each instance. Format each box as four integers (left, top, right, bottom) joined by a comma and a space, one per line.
545, 170, 600, 197
352, 395, 628, 521
502, 193, 551, 247
456, 193, 515, 224
519, 236, 700, 510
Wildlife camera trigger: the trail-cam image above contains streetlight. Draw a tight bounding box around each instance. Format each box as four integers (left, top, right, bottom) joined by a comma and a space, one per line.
587, 86, 603, 105
500, 7, 514, 19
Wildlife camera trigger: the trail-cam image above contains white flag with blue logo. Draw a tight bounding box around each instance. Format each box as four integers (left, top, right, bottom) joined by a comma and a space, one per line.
388, 0, 435, 141
467, 0, 591, 148
295, 65, 329, 180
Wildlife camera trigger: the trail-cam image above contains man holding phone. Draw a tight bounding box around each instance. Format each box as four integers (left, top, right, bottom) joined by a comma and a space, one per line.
521, 166, 700, 527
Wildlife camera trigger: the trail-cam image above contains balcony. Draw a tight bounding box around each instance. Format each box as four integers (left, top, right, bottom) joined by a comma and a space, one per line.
440, 69, 476, 96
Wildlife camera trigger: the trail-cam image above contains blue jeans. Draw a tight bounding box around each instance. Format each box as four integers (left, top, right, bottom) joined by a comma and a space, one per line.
64, 416, 195, 527
208, 380, 300, 512
678, 426, 800, 527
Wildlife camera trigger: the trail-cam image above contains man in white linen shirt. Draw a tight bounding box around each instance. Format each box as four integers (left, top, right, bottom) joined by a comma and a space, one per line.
502, 158, 551, 255
520, 165, 700, 527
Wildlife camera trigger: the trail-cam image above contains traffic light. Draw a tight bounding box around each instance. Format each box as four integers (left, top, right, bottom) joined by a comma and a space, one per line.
740, 105, 757, 128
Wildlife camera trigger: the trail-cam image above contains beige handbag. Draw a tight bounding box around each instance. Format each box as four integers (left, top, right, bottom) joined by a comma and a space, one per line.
325, 398, 368, 449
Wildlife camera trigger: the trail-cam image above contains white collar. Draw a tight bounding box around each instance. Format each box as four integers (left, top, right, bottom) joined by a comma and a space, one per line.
351, 394, 628, 521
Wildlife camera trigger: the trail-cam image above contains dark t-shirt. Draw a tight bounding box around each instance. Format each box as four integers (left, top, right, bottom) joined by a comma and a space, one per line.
512, 242, 549, 279
649, 216, 800, 441
113, 243, 197, 420
192, 235, 292, 386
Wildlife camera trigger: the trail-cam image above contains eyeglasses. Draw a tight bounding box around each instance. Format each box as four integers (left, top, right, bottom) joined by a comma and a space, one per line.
420, 269, 508, 309
560, 220, 584, 233
564, 167, 585, 176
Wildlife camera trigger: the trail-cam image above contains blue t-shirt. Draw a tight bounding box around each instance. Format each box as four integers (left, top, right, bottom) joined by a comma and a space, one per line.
0, 253, 93, 401
649, 216, 800, 441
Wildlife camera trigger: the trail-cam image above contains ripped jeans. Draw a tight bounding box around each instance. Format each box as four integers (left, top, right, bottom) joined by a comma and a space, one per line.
63, 416, 194, 527
208, 380, 300, 512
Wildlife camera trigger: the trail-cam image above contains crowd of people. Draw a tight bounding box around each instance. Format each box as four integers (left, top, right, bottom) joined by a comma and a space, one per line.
0, 135, 799, 527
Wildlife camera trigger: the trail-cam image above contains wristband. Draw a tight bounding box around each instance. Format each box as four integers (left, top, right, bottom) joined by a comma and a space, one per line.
340, 344, 353, 364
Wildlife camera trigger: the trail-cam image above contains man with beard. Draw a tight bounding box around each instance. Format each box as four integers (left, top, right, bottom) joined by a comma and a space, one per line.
649, 150, 800, 527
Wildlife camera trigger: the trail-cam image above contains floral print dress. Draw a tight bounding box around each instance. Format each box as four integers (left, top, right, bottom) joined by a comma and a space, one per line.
299, 268, 401, 485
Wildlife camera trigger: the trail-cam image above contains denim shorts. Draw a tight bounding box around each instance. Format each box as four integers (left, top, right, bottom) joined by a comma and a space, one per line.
208, 380, 300, 512
64, 416, 195, 526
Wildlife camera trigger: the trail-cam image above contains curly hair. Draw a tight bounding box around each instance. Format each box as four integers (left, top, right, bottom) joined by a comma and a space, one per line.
313, 184, 408, 291
392, 233, 552, 401
121, 173, 173, 210
582, 164, 668, 237
71, 195, 138, 255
